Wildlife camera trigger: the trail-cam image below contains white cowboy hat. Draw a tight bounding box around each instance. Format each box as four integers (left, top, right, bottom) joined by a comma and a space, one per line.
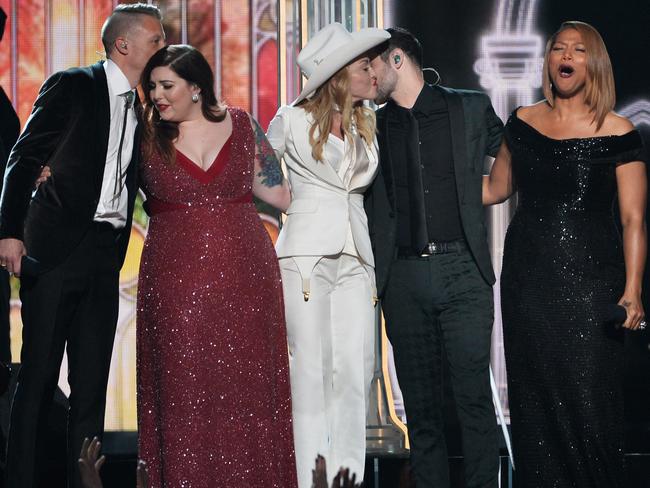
292, 23, 390, 106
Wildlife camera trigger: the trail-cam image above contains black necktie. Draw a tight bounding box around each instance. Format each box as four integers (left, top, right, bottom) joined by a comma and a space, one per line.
406, 111, 428, 253
113, 90, 135, 199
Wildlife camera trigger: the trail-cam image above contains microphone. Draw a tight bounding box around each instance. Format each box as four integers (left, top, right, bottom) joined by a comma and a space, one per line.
605, 304, 647, 331
20, 255, 43, 278
605, 304, 627, 329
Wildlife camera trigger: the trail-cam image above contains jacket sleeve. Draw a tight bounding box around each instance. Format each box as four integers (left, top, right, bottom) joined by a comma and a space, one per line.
483, 96, 504, 158
0, 70, 76, 240
266, 105, 290, 161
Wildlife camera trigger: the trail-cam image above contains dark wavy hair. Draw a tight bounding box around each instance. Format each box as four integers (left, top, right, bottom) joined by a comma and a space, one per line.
376, 27, 423, 68
141, 44, 227, 164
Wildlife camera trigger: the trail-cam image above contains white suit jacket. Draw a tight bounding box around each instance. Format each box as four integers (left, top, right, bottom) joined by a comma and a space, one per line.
267, 105, 378, 266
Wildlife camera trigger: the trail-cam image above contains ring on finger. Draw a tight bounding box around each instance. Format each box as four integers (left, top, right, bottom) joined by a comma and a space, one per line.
639, 320, 647, 330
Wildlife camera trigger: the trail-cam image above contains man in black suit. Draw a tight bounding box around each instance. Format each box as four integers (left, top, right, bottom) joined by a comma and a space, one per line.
0, 85, 20, 366
0, 7, 21, 365
0, 4, 164, 486
367, 28, 503, 488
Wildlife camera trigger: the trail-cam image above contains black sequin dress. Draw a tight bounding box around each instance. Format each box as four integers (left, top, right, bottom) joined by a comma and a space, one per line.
500, 110, 646, 487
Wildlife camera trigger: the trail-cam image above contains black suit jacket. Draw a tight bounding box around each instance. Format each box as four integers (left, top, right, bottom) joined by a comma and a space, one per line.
0, 86, 20, 171
365, 85, 504, 297
0, 62, 139, 271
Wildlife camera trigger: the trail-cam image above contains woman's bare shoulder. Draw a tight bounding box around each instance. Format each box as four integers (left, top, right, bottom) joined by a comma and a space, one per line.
516, 101, 550, 123
601, 112, 635, 136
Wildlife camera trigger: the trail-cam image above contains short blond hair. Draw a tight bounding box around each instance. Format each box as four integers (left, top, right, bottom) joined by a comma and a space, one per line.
542, 21, 615, 130
101, 3, 162, 57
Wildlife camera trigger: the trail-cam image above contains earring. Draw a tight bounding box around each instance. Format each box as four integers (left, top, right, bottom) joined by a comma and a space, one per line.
191, 93, 199, 103
394, 55, 401, 64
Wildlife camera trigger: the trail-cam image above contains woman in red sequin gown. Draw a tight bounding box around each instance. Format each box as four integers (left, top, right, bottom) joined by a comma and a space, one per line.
136, 45, 297, 487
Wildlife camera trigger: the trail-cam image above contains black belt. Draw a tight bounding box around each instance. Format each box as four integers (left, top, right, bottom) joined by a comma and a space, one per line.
92, 221, 122, 244
93, 221, 120, 233
397, 239, 467, 258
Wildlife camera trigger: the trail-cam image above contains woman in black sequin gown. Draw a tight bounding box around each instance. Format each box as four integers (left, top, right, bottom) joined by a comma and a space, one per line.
483, 22, 647, 487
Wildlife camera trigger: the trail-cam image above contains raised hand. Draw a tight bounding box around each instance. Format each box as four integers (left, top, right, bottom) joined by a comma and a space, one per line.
136, 459, 149, 488
331, 467, 360, 488
311, 455, 328, 488
78, 437, 105, 488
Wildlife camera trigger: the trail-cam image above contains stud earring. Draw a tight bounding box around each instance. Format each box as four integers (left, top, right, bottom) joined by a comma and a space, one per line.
191, 93, 199, 103
394, 55, 401, 64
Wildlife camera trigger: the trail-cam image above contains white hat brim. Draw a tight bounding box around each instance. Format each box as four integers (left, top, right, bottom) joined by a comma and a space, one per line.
291, 29, 390, 106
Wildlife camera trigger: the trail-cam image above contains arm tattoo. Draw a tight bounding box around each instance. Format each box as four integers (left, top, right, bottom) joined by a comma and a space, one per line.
253, 118, 284, 188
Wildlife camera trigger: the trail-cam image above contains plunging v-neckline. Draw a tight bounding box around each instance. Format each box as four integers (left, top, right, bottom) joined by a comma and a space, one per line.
176, 132, 233, 184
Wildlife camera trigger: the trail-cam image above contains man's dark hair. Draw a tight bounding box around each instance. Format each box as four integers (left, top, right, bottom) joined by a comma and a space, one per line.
377, 27, 423, 68
101, 3, 162, 57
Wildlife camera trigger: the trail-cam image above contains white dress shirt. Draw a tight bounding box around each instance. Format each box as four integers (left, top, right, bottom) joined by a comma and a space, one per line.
94, 59, 137, 228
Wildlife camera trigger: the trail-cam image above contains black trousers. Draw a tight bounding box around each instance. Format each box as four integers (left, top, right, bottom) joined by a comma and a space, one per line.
0, 269, 12, 364
6, 223, 121, 488
382, 246, 498, 488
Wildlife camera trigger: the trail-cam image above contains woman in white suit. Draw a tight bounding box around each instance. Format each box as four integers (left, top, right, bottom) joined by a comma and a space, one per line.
266, 23, 390, 487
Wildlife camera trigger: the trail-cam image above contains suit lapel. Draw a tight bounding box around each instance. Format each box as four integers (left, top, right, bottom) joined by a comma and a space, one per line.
378, 106, 397, 210
289, 112, 346, 189
440, 86, 467, 204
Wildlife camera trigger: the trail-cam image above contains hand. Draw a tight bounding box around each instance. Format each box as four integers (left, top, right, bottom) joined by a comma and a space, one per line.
331, 467, 359, 488
311, 455, 328, 488
136, 460, 149, 488
618, 295, 645, 330
78, 437, 105, 488
0, 238, 26, 276
35, 165, 51, 189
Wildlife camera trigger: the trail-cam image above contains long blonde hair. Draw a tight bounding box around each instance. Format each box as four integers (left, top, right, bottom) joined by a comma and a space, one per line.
299, 67, 376, 162
542, 21, 615, 130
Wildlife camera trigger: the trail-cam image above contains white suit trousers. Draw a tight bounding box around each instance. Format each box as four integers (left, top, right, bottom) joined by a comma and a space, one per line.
280, 254, 376, 488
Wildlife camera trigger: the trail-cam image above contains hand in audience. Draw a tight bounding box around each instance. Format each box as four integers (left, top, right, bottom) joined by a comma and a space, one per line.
311, 455, 362, 488
136, 459, 149, 488
331, 467, 359, 488
312, 455, 328, 488
78, 436, 150, 488
78, 437, 105, 488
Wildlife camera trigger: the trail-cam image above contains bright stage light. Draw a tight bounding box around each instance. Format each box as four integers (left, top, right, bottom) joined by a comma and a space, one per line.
619, 100, 650, 127
473, 0, 543, 121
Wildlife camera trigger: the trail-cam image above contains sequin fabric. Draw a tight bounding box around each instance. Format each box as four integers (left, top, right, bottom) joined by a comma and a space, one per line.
500, 112, 646, 488
136, 108, 297, 488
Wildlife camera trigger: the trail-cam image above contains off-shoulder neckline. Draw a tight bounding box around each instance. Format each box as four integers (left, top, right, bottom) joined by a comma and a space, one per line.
512, 108, 637, 143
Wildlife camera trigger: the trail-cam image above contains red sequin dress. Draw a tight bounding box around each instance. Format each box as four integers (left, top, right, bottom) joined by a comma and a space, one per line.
136, 108, 297, 488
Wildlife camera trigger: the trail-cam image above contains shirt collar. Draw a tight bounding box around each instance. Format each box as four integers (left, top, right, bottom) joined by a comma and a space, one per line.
386, 83, 442, 119
104, 59, 133, 97
411, 83, 441, 116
